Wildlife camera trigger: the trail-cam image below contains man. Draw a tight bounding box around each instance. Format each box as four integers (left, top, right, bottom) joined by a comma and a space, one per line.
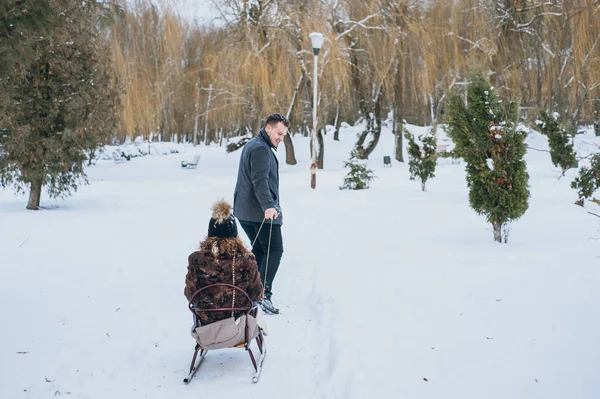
233, 113, 289, 315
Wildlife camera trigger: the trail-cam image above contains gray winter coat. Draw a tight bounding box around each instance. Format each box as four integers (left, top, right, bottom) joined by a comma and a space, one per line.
233, 128, 282, 225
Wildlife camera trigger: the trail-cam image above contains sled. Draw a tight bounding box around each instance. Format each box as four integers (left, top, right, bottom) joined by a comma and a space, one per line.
183, 283, 266, 384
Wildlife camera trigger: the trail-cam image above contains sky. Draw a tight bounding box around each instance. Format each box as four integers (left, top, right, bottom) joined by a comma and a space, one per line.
171, 0, 224, 26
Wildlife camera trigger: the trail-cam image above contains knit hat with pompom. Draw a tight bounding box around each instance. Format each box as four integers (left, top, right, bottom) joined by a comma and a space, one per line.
207, 199, 238, 238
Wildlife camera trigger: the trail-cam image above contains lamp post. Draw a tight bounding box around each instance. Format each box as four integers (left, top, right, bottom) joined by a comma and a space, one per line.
309, 32, 324, 189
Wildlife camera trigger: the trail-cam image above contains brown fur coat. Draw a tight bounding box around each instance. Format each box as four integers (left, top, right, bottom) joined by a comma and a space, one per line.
184, 236, 263, 325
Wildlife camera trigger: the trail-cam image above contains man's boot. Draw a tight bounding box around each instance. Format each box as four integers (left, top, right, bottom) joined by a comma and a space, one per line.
259, 291, 279, 314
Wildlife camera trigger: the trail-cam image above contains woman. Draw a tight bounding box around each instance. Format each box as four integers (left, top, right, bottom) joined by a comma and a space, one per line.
184, 199, 264, 326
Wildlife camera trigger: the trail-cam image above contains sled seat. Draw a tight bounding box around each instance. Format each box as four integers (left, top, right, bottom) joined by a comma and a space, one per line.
184, 283, 266, 384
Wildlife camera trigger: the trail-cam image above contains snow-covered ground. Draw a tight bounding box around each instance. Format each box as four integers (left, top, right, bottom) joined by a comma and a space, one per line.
1, 121, 599, 399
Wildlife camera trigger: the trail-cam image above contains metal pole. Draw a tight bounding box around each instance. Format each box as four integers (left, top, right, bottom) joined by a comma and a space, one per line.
311, 53, 318, 189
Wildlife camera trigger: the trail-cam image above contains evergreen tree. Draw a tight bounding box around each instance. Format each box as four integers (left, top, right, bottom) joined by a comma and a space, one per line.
445, 72, 530, 243
405, 128, 437, 191
571, 153, 600, 203
339, 148, 376, 190
535, 111, 577, 176
0, 0, 51, 77
0, 0, 121, 210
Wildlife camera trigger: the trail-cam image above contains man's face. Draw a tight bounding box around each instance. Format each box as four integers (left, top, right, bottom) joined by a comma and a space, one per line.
265, 122, 288, 147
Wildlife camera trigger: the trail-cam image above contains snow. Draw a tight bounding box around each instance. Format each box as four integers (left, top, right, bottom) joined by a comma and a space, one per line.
168, 0, 223, 26
1, 122, 600, 398
95, 139, 187, 161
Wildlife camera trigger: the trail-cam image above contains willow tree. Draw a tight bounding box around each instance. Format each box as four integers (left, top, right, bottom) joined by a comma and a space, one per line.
330, 1, 396, 159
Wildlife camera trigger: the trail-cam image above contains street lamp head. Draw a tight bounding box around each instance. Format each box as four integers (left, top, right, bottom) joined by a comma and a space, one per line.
309, 32, 324, 55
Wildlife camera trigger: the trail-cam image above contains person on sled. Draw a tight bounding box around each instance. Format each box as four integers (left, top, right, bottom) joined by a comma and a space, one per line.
184, 199, 265, 327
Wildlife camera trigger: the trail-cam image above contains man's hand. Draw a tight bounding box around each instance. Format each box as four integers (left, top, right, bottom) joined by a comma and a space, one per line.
264, 208, 278, 220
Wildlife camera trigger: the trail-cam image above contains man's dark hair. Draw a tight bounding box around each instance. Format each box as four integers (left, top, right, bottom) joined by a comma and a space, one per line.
265, 113, 290, 128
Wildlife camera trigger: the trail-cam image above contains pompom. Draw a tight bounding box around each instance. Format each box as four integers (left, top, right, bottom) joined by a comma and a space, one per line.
211, 199, 232, 224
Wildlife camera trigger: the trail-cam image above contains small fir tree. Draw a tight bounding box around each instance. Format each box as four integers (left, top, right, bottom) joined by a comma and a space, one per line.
445, 72, 530, 243
405, 128, 437, 191
571, 153, 600, 203
0, 0, 121, 210
535, 111, 577, 176
340, 148, 376, 190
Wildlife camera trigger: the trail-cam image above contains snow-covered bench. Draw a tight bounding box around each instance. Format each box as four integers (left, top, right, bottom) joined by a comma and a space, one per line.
435, 143, 459, 164
435, 144, 449, 155
182, 155, 200, 169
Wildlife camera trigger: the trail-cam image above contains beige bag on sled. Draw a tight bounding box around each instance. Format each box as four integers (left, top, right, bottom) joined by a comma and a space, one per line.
192, 313, 259, 350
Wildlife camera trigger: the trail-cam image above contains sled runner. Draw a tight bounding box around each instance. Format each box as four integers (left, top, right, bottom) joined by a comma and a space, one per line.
183, 283, 266, 384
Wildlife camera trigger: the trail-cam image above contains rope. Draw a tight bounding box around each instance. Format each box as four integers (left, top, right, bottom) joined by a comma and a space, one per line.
263, 219, 273, 295
251, 218, 266, 247
249, 217, 274, 297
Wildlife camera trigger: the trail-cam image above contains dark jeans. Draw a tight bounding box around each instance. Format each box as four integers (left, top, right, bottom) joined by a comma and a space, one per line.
239, 220, 283, 297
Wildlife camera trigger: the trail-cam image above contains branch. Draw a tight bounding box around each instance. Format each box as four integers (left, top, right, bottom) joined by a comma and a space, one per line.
335, 14, 381, 40
286, 74, 303, 119
588, 212, 600, 218
514, 12, 563, 30
582, 33, 600, 70
197, 102, 250, 118
257, 39, 272, 55
526, 145, 551, 153
515, 2, 561, 13
19, 236, 30, 248
295, 49, 313, 57
372, 54, 396, 104
576, 152, 599, 162
541, 42, 555, 58
446, 32, 486, 52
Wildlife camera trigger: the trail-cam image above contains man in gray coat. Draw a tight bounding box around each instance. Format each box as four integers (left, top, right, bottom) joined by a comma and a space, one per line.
233, 113, 289, 314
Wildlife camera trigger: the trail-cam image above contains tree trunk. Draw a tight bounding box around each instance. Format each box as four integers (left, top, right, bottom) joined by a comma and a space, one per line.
333, 101, 341, 141
193, 81, 201, 146
492, 221, 502, 243
87, 149, 95, 166
393, 109, 404, 162
283, 75, 302, 165
162, 96, 171, 142
203, 84, 213, 145
317, 127, 324, 169
594, 100, 600, 136
356, 96, 383, 159
536, 45, 543, 107
393, 55, 404, 162
283, 134, 297, 165
27, 179, 42, 210
421, 182, 426, 192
